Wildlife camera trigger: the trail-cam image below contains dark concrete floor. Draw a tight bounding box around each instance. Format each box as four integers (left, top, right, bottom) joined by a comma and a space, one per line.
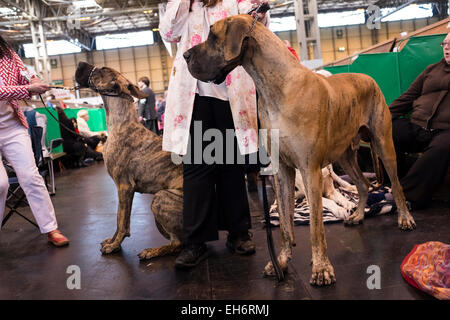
0, 162, 448, 300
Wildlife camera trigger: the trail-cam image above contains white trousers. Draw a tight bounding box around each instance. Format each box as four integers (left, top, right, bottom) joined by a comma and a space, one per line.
0, 124, 57, 233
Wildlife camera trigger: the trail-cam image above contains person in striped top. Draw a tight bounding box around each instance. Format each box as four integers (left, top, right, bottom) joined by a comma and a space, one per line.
0, 35, 69, 247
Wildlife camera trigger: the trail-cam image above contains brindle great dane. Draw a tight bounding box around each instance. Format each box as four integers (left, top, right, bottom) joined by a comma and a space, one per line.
183, 14, 416, 286
75, 62, 184, 260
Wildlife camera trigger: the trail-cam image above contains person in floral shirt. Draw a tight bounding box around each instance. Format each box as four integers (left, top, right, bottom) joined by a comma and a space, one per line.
159, 0, 269, 268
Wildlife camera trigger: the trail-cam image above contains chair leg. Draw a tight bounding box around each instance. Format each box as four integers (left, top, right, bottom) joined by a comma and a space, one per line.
2, 188, 39, 229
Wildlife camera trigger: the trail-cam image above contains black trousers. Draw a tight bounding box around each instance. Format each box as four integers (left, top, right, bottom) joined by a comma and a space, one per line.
392, 118, 450, 208
182, 95, 251, 245
84, 135, 100, 151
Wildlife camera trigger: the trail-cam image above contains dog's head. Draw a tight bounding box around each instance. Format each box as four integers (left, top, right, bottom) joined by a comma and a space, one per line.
184, 14, 255, 84
75, 62, 148, 100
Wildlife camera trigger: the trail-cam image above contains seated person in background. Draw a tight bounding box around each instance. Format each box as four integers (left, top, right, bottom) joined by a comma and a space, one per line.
71, 117, 79, 134
56, 107, 102, 167
377, 33, 450, 210
76, 110, 106, 151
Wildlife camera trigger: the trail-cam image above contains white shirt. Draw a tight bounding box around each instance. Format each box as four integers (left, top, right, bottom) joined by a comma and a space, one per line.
77, 116, 96, 138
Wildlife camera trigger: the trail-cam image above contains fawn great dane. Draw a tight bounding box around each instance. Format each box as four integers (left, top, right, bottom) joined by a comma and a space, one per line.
183, 14, 416, 286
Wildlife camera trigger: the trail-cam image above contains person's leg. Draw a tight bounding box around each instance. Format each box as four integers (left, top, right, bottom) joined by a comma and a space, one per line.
391, 118, 423, 179
175, 95, 217, 268
0, 155, 9, 224
211, 97, 254, 254
2, 127, 57, 234
84, 135, 100, 150
401, 129, 450, 208
85, 145, 103, 161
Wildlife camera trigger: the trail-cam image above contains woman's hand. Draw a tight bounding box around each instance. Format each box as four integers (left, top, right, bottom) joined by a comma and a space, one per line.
28, 82, 51, 95
251, 1, 269, 21
30, 75, 42, 85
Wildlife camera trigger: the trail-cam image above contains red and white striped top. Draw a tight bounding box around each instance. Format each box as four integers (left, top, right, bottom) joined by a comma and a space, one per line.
0, 49, 31, 128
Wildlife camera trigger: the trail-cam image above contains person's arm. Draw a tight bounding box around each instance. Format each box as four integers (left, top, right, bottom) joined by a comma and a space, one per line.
389, 69, 426, 119
14, 52, 30, 86
159, 0, 191, 43
0, 85, 31, 101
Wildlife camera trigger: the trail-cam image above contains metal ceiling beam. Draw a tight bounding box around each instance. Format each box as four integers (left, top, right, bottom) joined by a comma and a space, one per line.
41, 7, 158, 21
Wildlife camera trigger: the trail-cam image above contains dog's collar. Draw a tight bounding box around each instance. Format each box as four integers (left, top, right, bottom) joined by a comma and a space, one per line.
87, 66, 133, 102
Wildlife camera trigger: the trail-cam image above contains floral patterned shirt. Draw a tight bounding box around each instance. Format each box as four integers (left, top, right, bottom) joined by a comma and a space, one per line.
159, 0, 269, 155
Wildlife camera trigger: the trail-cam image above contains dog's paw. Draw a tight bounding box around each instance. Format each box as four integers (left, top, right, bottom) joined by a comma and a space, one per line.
398, 214, 416, 231
101, 238, 114, 247
344, 212, 364, 225
263, 257, 289, 278
100, 241, 121, 254
263, 261, 276, 277
138, 248, 159, 260
310, 262, 336, 286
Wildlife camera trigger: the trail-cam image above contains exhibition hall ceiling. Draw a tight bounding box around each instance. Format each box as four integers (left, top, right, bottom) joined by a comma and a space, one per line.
0, 0, 443, 44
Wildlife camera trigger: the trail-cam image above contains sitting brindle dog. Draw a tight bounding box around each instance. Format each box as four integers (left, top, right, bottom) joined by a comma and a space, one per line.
183, 15, 416, 286
75, 62, 183, 260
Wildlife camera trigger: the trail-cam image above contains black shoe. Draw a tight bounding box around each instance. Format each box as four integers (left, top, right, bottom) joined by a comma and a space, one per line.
226, 232, 256, 255
174, 243, 209, 269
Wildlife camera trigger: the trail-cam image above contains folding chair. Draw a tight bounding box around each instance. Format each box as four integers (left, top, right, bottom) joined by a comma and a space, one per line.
1, 165, 39, 229
35, 111, 63, 195
1, 110, 61, 228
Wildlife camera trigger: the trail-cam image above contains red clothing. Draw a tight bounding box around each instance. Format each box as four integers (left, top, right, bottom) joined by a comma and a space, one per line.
288, 46, 300, 61
0, 50, 31, 128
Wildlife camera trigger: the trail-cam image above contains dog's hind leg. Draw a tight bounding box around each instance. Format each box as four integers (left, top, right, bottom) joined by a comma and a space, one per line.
264, 161, 295, 277
338, 147, 371, 225
101, 184, 135, 254
138, 189, 183, 260
369, 115, 416, 230
302, 164, 336, 286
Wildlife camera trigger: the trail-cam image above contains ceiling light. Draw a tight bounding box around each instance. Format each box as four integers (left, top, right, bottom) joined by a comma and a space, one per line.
72, 0, 101, 9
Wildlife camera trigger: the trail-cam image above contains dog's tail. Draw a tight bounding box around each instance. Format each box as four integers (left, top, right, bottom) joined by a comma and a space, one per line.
360, 125, 384, 190
370, 144, 384, 190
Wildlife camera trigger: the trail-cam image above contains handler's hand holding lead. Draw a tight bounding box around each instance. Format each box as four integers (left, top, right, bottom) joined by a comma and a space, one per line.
251, 1, 269, 21
28, 82, 51, 94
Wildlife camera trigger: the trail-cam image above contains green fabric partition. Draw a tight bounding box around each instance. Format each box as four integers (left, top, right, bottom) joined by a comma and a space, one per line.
324, 34, 446, 106
63, 108, 107, 132
350, 53, 401, 105
35, 107, 107, 154
397, 34, 446, 94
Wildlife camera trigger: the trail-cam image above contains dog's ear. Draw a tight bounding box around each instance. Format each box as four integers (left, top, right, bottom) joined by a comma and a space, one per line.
126, 83, 148, 99
114, 77, 148, 99
223, 18, 249, 61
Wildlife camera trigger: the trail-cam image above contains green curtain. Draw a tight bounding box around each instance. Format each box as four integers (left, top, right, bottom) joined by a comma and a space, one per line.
324, 34, 446, 106
35, 107, 107, 154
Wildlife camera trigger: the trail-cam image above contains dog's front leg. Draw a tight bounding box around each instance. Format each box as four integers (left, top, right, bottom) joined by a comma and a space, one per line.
264, 161, 295, 277
302, 165, 336, 286
101, 184, 135, 254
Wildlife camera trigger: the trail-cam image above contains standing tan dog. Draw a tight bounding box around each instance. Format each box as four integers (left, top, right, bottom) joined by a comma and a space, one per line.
75, 62, 184, 260
183, 15, 416, 286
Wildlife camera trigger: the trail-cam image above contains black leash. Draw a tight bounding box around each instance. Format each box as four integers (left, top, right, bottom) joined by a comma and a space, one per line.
247, 1, 284, 282
38, 94, 85, 138
261, 174, 284, 282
